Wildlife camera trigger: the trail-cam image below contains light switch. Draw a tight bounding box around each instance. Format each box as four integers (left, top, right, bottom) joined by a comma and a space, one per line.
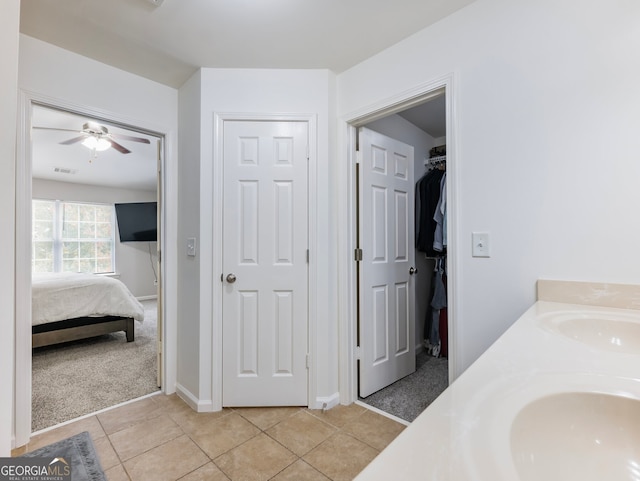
472, 232, 490, 257
186, 237, 197, 257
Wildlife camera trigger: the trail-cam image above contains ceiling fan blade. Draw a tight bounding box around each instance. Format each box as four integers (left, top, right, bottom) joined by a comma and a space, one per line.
109, 140, 131, 154
33, 126, 82, 133
59, 135, 87, 145
110, 133, 151, 144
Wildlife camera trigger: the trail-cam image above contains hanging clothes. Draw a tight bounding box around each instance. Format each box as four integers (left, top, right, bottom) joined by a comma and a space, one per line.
432, 172, 447, 252
438, 269, 448, 358
426, 258, 446, 357
415, 168, 444, 256
417, 155, 448, 357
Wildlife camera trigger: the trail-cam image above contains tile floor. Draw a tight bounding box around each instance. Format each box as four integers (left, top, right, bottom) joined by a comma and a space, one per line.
13, 394, 406, 481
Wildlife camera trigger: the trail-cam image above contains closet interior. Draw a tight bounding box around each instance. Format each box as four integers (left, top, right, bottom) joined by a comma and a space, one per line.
358, 93, 449, 422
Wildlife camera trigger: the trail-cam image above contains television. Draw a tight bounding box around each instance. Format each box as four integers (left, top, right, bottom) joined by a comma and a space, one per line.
114, 202, 157, 242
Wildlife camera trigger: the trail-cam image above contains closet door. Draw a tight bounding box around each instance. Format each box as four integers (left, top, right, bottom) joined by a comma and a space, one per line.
221, 119, 309, 406
358, 127, 416, 398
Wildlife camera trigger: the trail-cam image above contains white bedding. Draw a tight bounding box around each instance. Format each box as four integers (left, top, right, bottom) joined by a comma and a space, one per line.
32, 273, 145, 326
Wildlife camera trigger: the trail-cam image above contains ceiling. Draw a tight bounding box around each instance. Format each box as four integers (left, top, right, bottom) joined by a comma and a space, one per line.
32, 105, 159, 192
19, 0, 476, 89
399, 94, 446, 138
24, 1, 461, 189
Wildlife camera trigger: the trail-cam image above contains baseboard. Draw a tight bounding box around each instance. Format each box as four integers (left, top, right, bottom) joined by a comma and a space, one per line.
175, 383, 216, 413
312, 392, 340, 411
137, 295, 158, 301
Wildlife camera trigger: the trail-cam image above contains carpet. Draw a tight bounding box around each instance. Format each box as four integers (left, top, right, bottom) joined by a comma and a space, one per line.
359, 350, 449, 422
32, 300, 159, 432
21, 431, 106, 481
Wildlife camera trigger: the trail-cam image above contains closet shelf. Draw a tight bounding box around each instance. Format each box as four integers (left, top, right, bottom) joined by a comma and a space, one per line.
424, 155, 447, 167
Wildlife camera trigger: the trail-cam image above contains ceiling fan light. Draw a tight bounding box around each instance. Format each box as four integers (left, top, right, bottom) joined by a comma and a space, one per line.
82, 136, 111, 151
95, 138, 111, 151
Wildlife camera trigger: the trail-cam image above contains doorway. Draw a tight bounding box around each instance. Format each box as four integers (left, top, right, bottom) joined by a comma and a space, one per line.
15, 98, 167, 443
341, 79, 458, 421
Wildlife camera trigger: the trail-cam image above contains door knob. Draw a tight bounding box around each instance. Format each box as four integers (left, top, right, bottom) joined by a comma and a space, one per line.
409, 267, 418, 275
226, 273, 237, 283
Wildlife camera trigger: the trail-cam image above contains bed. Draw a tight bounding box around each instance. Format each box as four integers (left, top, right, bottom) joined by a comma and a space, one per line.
31, 272, 145, 348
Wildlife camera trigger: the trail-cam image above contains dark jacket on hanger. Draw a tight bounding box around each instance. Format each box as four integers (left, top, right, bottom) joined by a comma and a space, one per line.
415, 168, 445, 256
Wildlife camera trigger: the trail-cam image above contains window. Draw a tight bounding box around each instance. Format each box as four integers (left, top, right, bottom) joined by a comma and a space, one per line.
32, 200, 115, 274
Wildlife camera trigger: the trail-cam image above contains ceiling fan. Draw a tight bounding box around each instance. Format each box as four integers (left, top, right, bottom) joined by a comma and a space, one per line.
33, 121, 150, 154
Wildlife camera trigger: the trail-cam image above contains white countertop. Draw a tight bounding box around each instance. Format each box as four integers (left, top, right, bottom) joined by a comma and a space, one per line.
355, 299, 640, 481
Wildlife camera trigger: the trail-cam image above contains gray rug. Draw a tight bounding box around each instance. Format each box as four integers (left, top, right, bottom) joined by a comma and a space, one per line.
22, 431, 106, 481
360, 350, 449, 422
32, 300, 159, 431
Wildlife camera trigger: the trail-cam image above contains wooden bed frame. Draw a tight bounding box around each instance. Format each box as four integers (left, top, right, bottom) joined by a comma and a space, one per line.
32, 316, 135, 348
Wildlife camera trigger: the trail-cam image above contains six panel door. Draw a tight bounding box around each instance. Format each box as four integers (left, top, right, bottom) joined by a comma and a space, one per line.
222, 120, 309, 406
358, 126, 416, 398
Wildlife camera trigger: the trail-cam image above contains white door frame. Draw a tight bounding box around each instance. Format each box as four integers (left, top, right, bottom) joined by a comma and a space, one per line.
337, 74, 460, 404
14, 91, 177, 446
211, 113, 318, 410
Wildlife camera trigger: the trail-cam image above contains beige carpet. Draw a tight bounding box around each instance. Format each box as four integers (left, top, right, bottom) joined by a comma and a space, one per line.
32, 300, 159, 432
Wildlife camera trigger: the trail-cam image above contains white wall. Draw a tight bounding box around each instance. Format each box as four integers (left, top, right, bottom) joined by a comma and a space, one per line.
32, 179, 158, 298
337, 0, 640, 373
0, 0, 20, 457
364, 114, 438, 347
16, 34, 179, 446
176, 68, 337, 409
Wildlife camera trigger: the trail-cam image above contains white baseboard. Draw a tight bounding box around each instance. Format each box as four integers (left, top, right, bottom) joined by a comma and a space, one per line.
175, 383, 216, 413
137, 295, 158, 301
312, 392, 340, 411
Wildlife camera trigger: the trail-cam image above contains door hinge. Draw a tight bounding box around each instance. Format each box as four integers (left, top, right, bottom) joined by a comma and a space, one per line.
355, 346, 362, 360
354, 248, 363, 262
356, 150, 362, 164
306, 144, 310, 160
306, 353, 310, 369
306, 249, 309, 263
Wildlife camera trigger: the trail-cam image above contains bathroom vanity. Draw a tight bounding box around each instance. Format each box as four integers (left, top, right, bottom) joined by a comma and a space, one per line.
355, 280, 640, 481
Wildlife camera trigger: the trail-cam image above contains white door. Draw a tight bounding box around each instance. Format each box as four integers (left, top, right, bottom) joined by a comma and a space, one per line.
222, 120, 309, 406
358, 127, 416, 398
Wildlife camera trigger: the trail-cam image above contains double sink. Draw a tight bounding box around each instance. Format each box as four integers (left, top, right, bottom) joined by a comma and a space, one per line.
354, 283, 640, 481
507, 308, 640, 481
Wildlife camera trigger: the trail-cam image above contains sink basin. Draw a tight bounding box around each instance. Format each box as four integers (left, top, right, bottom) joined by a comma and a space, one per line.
540, 311, 640, 354
511, 392, 640, 481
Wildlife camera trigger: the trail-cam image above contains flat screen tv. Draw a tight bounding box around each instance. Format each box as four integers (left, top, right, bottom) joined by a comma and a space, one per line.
114, 202, 157, 242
